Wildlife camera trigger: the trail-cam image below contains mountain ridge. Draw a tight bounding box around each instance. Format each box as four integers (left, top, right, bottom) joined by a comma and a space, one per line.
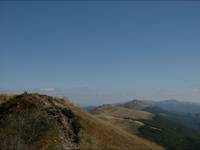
0, 93, 165, 150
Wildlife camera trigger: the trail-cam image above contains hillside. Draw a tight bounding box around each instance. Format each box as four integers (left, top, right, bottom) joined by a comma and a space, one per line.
0, 93, 15, 104
138, 114, 200, 150
115, 99, 200, 131
0, 93, 165, 150
92, 104, 153, 120
91, 104, 153, 135
92, 101, 200, 150
155, 99, 200, 113
115, 99, 200, 114
116, 99, 153, 110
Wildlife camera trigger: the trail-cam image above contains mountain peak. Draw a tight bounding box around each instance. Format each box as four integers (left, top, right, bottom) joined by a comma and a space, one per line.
116, 99, 153, 110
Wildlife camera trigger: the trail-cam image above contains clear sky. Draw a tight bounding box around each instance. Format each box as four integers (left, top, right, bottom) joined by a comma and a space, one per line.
1, 1, 200, 104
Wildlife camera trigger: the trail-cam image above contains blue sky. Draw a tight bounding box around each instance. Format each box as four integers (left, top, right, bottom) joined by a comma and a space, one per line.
1, 2, 200, 104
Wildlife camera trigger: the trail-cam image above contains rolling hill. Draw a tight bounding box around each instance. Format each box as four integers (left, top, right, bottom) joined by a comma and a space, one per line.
138, 113, 200, 150
115, 99, 200, 131
116, 99, 153, 110
90, 104, 153, 135
92, 99, 200, 150
0, 93, 165, 150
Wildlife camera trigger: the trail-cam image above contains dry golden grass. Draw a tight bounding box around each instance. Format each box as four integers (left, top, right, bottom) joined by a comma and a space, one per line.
90, 105, 155, 140
0, 93, 16, 104
0, 94, 165, 150
92, 105, 153, 120
59, 100, 165, 150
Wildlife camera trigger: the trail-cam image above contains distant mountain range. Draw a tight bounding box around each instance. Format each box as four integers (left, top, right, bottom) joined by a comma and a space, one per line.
155, 99, 200, 113
116, 98, 200, 114
91, 99, 200, 150
115, 99, 200, 131
1, 93, 200, 150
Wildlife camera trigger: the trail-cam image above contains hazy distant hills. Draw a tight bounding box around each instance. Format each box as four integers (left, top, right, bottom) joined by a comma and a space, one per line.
115, 99, 200, 131
116, 98, 200, 114
155, 99, 200, 113
91, 98, 200, 150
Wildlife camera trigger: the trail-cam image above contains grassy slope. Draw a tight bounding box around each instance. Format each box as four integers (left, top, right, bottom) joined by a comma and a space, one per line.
91, 105, 153, 120
138, 115, 200, 150
0, 93, 165, 150
66, 101, 165, 150
144, 106, 200, 131
91, 105, 153, 134
0, 93, 16, 104
0, 93, 80, 150
91, 104, 200, 150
